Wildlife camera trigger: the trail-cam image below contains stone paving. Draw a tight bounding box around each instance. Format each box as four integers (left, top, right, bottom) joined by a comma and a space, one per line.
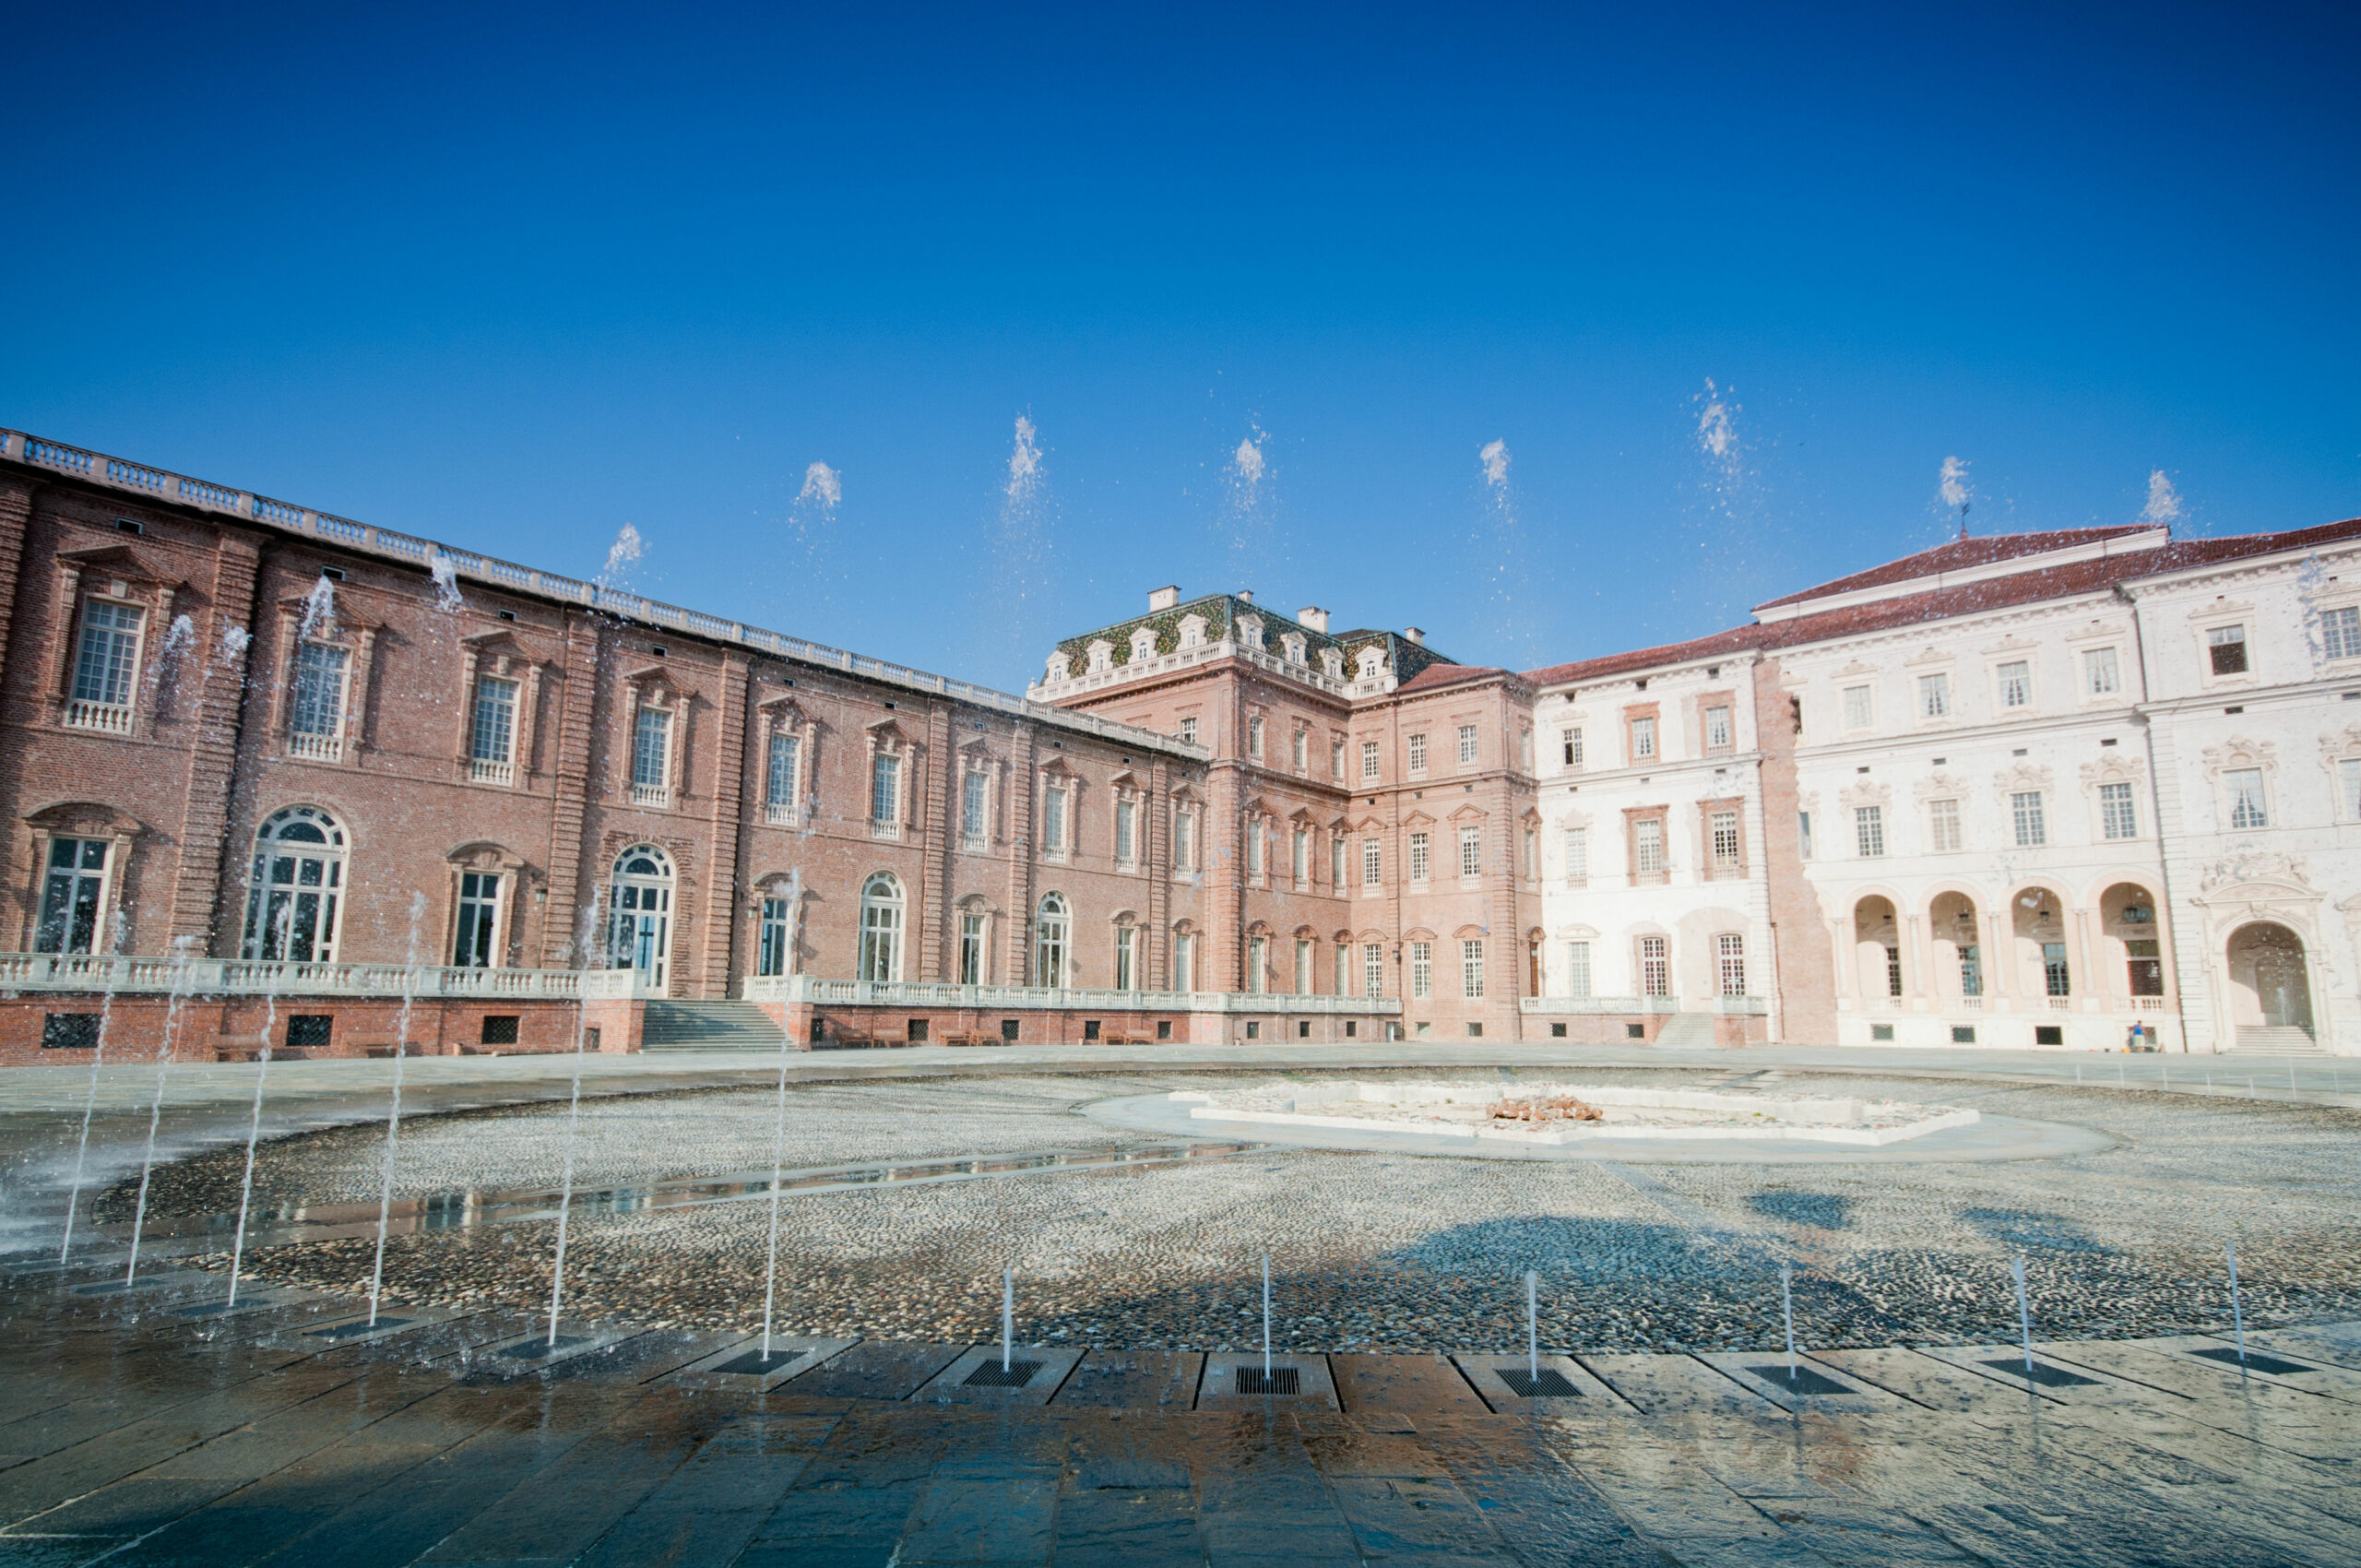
3, 1042, 2359, 1563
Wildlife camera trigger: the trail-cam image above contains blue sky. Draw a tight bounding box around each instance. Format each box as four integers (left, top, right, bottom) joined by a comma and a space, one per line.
4, 2, 2355, 686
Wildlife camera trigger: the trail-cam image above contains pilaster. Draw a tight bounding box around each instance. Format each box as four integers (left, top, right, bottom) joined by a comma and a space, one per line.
696, 654, 749, 996
172, 532, 262, 951
540, 612, 603, 966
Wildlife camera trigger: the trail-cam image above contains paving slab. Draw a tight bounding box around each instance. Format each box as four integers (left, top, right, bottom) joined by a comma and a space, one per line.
1578, 1352, 1778, 1416
1328, 1351, 1489, 1420
670, 1334, 857, 1391
789, 1340, 964, 1401
1198, 1352, 1340, 1410
2169, 1332, 2361, 1399
466, 1320, 643, 1380
1191, 1422, 1363, 1567
1808, 1346, 2070, 1412
1696, 1349, 1902, 1413
1917, 1342, 2137, 1401
572, 1411, 840, 1568
1452, 1352, 1618, 1412
1050, 1348, 1204, 1408
2247, 1321, 2361, 1372
894, 1456, 1062, 1565
911, 1344, 1084, 1407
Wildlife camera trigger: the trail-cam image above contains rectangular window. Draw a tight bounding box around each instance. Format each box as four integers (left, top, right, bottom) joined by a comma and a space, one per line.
34, 837, 108, 956
1410, 941, 1432, 999
72, 601, 143, 709
1562, 826, 1588, 884
1331, 833, 1346, 885
1886, 946, 1903, 997
2100, 781, 2138, 840
1855, 804, 1884, 858
453, 871, 501, 967
1844, 684, 1874, 729
1246, 936, 1266, 994
957, 913, 983, 984
1363, 943, 1384, 998
1174, 932, 1195, 992
1919, 673, 1951, 719
1710, 810, 1740, 872
1638, 935, 1668, 997
1634, 817, 1664, 877
1520, 730, 1533, 770
1928, 798, 1962, 853
2327, 607, 2361, 661
961, 767, 987, 842
1703, 706, 1731, 750
1798, 811, 1813, 860
1116, 927, 1137, 991
1117, 799, 1138, 865
1180, 716, 1198, 745
1629, 716, 1655, 759
765, 733, 801, 821
1331, 736, 1346, 779
1458, 724, 1479, 765
1292, 728, 1308, 772
1461, 939, 1485, 998
1335, 941, 1348, 995
1361, 838, 1381, 886
2085, 647, 2121, 695
871, 754, 899, 826
1409, 831, 1430, 883
470, 676, 516, 764
2043, 941, 2070, 998
2225, 768, 2267, 829
1295, 937, 1311, 995
2011, 790, 2047, 847
1459, 826, 1483, 878
1523, 827, 1536, 879
1246, 818, 1264, 876
1564, 941, 1592, 999
1561, 728, 1583, 769
2209, 624, 2248, 675
2343, 758, 2361, 822
1997, 660, 2032, 709
1173, 808, 1194, 871
1292, 825, 1310, 883
1248, 716, 1264, 760
291, 642, 349, 738
1363, 740, 1382, 780
1716, 932, 1745, 996
1043, 785, 1067, 852
631, 705, 670, 789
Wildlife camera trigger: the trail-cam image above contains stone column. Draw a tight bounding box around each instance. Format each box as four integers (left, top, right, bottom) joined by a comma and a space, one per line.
1986, 910, 2013, 1007
1904, 911, 1928, 1006
2073, 906, 2103, 1014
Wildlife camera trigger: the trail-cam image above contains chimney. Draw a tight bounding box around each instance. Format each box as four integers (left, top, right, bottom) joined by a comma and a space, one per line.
1238, 589, 1254, 605
1147, 585, 1180, 612
1298, 606, 1328, 633
1403, 626, 1425, 646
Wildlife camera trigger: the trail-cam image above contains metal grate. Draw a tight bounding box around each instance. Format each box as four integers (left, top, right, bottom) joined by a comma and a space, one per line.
1236, 1365, 1300, 1396
1745, 1364, 1849, 1397
498, 1335, 589, 1359
309, 1317, 409, 1339
713, 1348, 807, 1376
1498, 1368, 1579, 1398
2187, 1346, 2312, 1377
965, 1359, 1042, 1387
1980, 1357, 2096, 1387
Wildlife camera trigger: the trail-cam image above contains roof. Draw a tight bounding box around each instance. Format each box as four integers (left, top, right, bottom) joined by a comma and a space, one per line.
1752, 527, 2153, 611
1525, 518, 2361, 688
1397, 663, 1508, 695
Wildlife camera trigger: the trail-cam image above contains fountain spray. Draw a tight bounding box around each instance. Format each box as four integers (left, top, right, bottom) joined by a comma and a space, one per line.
1003, 1265, 1014, 1373
2226, 1241, 2247, 1368
58, 910, 130, 1262
1525, 1268, 1539, 1382
366, 893, 427, 1325
756, 973, 792, 1364
1262, 1253, 1272, 1378
225, 901, 293, 1307
125, 938, 199, 1287
2011, 1253, 2035, 1375
544, 889, 603, 1347
1781, 1261, 1799, 1384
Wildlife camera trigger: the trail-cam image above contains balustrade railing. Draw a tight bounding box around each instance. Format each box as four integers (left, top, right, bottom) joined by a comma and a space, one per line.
62, 700, 133, 734
0, 952, 587, 998
744, 974, 1399, 1014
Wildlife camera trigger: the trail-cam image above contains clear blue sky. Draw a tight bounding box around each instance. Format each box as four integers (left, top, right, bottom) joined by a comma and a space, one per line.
5, 2, 2355, 687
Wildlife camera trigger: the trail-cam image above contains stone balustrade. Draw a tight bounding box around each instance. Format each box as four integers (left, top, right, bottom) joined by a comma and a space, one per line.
745, 974, 1400, 1015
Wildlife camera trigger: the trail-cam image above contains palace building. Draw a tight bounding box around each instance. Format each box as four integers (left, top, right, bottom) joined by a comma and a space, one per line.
0, 427, 2355, 1062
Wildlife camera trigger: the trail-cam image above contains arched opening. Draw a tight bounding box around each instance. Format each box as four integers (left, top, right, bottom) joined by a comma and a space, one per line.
2227, 921, 2313, 1038
1853, 896, 1901, 1002
2011, 886, 2070, 1002
608, 844, 673, 988
243, 805, 349, 962
1032, 892, 1068, 988
2101, 883, 2165, 1006
1929, 891, 1981, 1004
859, 873, 905, 983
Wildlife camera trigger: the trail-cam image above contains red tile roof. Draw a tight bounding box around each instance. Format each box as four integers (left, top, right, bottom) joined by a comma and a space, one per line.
1397, 663, 1509, 694
1752, 527, 2154, 611
1523, 519, 2361, 688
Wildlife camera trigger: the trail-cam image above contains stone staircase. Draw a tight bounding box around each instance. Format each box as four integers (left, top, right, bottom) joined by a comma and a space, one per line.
640, 999, 787, 1051
1652, 1013, 1717, 1049
2230, 1025, 2327, 1057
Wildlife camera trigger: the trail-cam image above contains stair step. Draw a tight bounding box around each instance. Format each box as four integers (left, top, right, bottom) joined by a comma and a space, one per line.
640, 1000, 786, 1051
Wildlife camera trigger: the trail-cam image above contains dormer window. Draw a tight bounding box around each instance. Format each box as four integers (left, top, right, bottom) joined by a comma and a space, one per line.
1086, 639, 1114, 673
1320, 648, 1345, 681
1239, 615, 1265, 649
1130, 625, 1157, 662
1281, 632, 1307, 664
1179, 614, 1208, 648
1354, 647, 1384, 682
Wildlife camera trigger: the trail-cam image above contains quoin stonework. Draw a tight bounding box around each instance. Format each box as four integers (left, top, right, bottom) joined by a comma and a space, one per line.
2, 428, 2356, 1062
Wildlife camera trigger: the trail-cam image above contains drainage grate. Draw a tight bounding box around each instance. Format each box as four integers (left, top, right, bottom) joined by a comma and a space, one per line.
964, 1359, 1042, 1387
498, 1335, 590, 1359
1980, 1357, 2097, 1387
1235, 1365, 1300, 1396
1497, 1368, 1579, 1398
1745, 1364, 1849, 1397
2187, 1346, 2313, 1377
713, 1348, 808, 1376
309, 1317, 410, 1338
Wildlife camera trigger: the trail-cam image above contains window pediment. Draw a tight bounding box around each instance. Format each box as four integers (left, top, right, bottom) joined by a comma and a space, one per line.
25, 801, 142, 838
1402, 809, 1436, 827
447, 839, 527, 872
1904, 646, 1954, 668
1448, 803, 1488, 824
274, 593, 382, 638
1913, 771, 1969, 802
1992, 761, 2055, 799
60, 544, 181, 590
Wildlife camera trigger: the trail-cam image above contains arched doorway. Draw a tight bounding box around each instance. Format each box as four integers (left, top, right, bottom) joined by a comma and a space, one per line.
243, 805, 349, 962
1854, 897, 1900, 1002
2227, 922, 2313, 1037
1033, 892, 1069, 988
1929, 891, 1981, 1003
608, 845, 673, 989
859, 873, 904, 982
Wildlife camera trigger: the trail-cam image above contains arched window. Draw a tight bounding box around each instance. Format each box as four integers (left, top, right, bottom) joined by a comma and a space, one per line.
859, 873, 904, 983
1034, 892, 1069, 988
608, 844, 673, 988
243, 805, 349, 962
